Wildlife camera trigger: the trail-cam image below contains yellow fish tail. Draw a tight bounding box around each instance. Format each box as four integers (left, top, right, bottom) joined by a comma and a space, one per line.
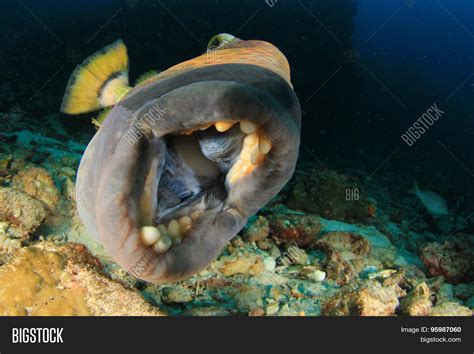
61, 40, 131, 115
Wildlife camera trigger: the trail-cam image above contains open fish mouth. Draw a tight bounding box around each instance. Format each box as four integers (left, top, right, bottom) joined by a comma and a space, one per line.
72, 37, 301, 283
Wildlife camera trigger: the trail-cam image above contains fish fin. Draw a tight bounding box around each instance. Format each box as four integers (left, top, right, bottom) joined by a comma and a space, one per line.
91, 107, 112, 130
409, 179, 420, 194
134, 70, 160, 85
61, 40, 131, 114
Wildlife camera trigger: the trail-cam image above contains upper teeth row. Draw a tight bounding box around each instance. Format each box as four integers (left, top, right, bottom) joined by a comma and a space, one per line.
220, 120, 272, 158
181, 120, 272, 157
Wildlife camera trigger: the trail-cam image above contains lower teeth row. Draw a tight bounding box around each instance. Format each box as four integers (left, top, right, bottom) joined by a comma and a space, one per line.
140, 213, 202, 253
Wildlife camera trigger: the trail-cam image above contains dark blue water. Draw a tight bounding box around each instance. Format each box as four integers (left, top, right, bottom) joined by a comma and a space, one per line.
1, 0, 473, 195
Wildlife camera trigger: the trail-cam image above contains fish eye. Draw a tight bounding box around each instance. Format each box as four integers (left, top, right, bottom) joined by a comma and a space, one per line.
207, 33, 236, 50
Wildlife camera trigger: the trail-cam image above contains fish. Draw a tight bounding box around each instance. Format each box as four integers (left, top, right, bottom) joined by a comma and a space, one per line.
61, 33, 301, 283
410, 180, 449, 216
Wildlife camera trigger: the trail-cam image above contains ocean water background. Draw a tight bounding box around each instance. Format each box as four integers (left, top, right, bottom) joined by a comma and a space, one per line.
0, 0, 473, 209
1, 0, 474, 318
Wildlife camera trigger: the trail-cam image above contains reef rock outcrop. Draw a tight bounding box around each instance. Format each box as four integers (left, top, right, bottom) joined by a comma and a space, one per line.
0, 243, 164, 316
0, 187, 47, 239
12, 167, 60, 210
420, 241, 474, 284
316, 232, 371, 285
322, 280, 400, 316
268, 214, 321, 248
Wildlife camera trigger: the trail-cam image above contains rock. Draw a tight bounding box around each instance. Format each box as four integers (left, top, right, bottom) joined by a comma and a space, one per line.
279, 244, 309, 266
61, 177, 76, 202
322, 280, 399, 316
288, 168, 371, 223
0, 187, 48, 239
161, 287, 193, 304
60, 155, 79, 168
0, 153, 12, 176
59, 166, 76, 178
248, 308, 265, 316
233, 285, 265, 312
12, 167, 60, 209
184, 306, 231, 316
368, 269, 397, 280
400, 282, 432, 316
429, 302, 472, 316
220, 255, 265, 276
436, 283, 457, 304
382, 266, 426, 291
256, 239, 281, 259
0, 246, 88, 315
297, 266, 326, 281
420, 241, 474, 284
269, 214, 321, 248
265, 302, 280, 315
0, 244, 164, 316
268, 285, 290, 302
242, 215, 269, 243
256, 238, 273, 251
453, 282, 474, 301
316, 232, 371, 285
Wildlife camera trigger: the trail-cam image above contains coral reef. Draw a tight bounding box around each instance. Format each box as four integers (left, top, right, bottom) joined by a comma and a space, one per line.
420, 241, 474, 284
0, 187, 47, 239
219, 254, 265, 277
315, 232, 371, 285
400, 282, 432, 316
12, 167, 60, 210
0, 244, 164, 316
429, 302, 472, 316
268, 213, 321, 248
322, 280, 401, 316
241, 215, 270, 243
0, 246, 90, 315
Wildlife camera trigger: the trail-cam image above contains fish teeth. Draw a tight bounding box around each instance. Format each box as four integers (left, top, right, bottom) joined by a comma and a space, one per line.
179, 216, 192, 226
179, 216, 193, 234
146, 213, 197, 251
157, 224, 168, 236
191, 210, 204, 221
140, 226, 161, 246
153, 235, 172, 253
199, 123, 213, 130
166, 219, 183, 245
258, 136, 272, 155
240, 120, 257, 134
250, 149, 264, 165
244, 132, 258, 145
168, 219, 181, 237
215, 121, 235, 132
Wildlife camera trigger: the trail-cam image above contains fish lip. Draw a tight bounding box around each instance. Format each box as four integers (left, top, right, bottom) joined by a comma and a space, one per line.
90, 124, 273, 282
91, 121, 244, 282
139, 207, 247, 283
